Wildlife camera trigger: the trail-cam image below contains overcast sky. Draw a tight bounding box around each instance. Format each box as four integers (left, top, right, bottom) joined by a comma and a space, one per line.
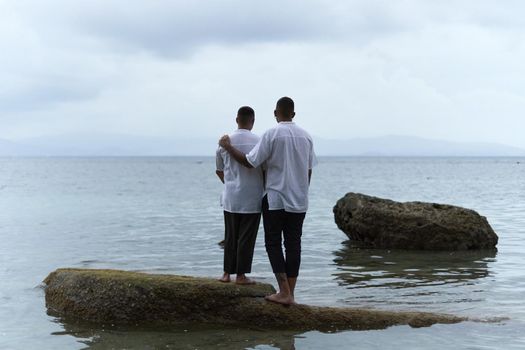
1, 0, 524, 148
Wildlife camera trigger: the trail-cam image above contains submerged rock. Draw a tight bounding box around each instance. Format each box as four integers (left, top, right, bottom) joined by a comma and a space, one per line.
333, 193, 498, 250
44, 268, 465, 331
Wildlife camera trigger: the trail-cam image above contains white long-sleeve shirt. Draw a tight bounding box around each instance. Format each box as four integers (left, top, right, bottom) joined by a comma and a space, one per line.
216, 129, 264, 213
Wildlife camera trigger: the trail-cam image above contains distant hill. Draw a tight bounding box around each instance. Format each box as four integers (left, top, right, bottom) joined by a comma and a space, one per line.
314, 135, 525, 156
1, 134, 524, 157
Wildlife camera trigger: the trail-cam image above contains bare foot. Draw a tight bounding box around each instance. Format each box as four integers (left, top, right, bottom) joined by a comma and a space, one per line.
265, 292, 295, 305
235, 276, 256, 285
218, 273, 231, 283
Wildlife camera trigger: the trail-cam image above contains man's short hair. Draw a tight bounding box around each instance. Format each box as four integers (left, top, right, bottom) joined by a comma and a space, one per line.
237, 106, 255, 124
276, 97, 294, 117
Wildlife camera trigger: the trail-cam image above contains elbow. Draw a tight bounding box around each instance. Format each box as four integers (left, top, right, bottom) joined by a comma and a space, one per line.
243, 156, 253, 168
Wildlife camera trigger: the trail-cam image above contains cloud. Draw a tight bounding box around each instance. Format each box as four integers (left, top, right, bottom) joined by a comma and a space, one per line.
6, 1, 340, 58
1, 0, 525, 148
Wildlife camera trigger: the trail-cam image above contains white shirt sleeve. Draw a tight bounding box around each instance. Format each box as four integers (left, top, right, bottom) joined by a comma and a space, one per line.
246, 132, 272, 168
216, 147, 224, 171
308, 139, 318, 169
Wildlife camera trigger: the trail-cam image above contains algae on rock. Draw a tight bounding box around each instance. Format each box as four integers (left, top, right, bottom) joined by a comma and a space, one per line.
44, 268, 465, 331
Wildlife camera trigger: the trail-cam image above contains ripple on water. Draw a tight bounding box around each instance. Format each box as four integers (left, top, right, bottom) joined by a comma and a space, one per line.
1, 157, 525, 349
332, 241, 499, 314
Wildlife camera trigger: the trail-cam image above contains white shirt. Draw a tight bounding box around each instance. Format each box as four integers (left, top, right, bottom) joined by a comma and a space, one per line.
216, 129, 264, 213
246, 121, 317, 213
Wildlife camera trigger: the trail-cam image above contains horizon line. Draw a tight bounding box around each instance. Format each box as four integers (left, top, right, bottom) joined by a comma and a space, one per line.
1, 154, 524, 158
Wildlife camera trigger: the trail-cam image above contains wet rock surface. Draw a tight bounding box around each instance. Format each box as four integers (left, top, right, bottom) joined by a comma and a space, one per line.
44, 268, 465, 331
334, 192, 498, 250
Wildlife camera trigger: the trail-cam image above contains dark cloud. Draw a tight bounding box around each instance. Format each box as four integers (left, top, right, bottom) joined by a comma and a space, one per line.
30, 1, 340, 58
69, 1, 430, 56
10, 0, 525, 59
11, 1, 431, 58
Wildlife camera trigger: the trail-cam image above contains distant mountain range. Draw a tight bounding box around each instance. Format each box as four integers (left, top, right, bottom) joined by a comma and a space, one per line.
1, 134, 524, 157
314, 135, 525, 156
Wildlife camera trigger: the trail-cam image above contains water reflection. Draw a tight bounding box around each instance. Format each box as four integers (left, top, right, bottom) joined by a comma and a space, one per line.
332, 241, 497, 310
52, 317, 298, 350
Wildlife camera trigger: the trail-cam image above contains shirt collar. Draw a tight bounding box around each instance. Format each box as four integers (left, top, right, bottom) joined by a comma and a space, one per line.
235, 128, 251, 133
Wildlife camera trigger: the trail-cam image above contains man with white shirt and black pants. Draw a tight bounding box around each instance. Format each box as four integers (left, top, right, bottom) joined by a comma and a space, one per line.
216, 106, 264, 285
219, 97, 317, 305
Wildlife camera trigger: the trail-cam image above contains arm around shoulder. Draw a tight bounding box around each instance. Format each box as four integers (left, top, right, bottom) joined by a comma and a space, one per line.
218, 135, 253, 168
225, 144, 253, 168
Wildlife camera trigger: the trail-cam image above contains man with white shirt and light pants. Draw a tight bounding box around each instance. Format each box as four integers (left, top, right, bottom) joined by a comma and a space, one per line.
216, 106, 264, 285
219, 97, 317, 305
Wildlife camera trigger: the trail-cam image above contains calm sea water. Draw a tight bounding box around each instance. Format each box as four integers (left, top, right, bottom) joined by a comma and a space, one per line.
1, 157, 524, 349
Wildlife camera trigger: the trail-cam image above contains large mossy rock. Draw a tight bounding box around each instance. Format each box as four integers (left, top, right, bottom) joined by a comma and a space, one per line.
334, 192, 498, 250
44, 268, 465, 331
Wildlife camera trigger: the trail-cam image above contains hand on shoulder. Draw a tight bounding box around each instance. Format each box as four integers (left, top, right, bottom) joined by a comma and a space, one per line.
219, 134, 231, 148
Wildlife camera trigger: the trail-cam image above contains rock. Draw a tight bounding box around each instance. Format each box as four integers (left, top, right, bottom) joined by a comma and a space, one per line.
333, 192, 498, 250
44, 268, 465, 331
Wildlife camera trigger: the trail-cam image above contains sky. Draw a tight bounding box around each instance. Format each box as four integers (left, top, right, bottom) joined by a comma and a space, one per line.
1, 0, 525, 148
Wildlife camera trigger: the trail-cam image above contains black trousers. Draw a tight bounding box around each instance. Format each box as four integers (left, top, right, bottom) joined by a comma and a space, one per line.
262, 196, 306, 278
223, 211, 261, 274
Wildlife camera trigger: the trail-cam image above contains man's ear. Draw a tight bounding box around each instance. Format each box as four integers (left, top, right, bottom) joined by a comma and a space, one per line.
291, 112, 296, 119
236, 116, 239, 124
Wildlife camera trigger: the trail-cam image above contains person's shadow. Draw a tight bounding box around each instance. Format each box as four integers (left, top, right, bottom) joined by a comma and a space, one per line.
332, 240, 497, 309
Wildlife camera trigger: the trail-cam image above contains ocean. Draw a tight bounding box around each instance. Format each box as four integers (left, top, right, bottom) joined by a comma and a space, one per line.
1, 156, 524, 349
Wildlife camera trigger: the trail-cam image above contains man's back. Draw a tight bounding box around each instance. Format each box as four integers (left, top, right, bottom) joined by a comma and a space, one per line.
247, 121, 316, 213
216, 129, 264, 213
